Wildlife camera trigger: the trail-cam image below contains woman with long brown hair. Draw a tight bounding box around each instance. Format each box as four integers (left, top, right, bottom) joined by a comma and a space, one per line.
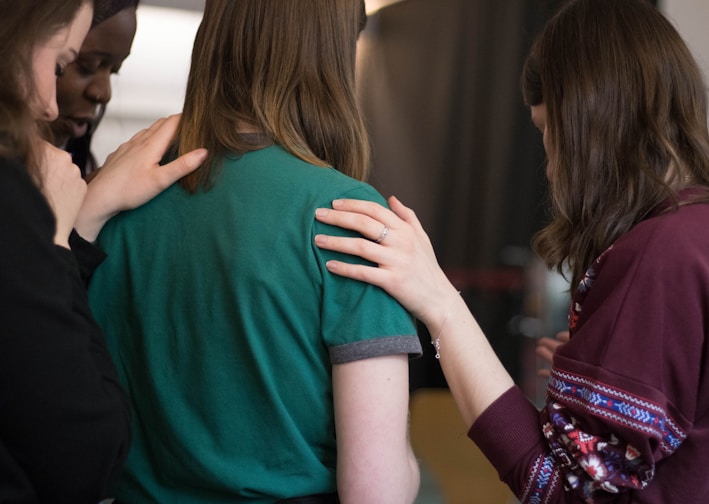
314, 0, 709, 501
0, 0, 204, 500
88, 0, 421, 502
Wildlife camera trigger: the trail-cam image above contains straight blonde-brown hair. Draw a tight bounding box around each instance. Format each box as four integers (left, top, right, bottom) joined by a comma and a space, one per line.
175, 0, 370, 192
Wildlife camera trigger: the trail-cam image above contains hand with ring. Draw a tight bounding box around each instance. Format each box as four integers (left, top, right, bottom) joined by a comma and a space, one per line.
313, 196, 461, 326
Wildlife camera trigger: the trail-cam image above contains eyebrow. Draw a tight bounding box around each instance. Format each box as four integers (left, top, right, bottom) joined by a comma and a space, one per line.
79, 49, 127, 61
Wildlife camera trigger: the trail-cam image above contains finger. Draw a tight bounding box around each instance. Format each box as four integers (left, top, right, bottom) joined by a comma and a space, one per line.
535, 345, 554, 362
130, 115, 176, 144
144, 115, 169, 133
536, 342, 561, 356
537, 336, 560, 347
536, 337, 552, 349
535, 337, 560, 356
112, 116, 179, 164
330, 198, 399, 228
143, 115, 179, 145
313, 233, 386, 264
156, 148, 208, 187
322, 259, 388, 287
315, 207, 392, 242
372, 223, 390, 244
387, 195, 425, 232
556, 331, 570, 342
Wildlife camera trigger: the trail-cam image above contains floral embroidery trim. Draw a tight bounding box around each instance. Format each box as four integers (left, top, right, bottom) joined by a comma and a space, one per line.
543, 401, 654, 499
548, 369, 686, 455
569, 245, 614, 333
577, 266, 596, 293
520, 453, 561, 504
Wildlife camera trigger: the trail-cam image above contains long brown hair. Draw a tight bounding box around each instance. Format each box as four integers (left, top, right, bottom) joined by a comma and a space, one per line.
522, 0, 709, 288
176, 0, 370, 192
0, 0, 92, 181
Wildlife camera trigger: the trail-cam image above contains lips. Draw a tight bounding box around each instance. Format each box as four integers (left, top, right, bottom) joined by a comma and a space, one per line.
65, 117, 92, 139
57, 113, 98, 139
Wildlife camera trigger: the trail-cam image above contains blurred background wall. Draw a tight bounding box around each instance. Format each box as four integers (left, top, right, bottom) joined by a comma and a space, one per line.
93, 0, 709, 168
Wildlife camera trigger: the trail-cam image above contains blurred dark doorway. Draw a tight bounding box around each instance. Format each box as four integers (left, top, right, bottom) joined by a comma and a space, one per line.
357, 0, 564, 391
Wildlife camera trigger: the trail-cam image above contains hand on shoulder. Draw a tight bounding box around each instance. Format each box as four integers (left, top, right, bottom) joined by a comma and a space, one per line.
75, 114, 208, 242
314, 196, 461, 328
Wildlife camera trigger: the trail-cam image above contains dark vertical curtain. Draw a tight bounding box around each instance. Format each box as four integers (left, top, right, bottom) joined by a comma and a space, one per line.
356, 0, 562, 390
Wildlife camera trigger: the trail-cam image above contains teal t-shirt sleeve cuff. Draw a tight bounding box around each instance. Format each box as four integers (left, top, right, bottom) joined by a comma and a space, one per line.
329, 335, 423, 364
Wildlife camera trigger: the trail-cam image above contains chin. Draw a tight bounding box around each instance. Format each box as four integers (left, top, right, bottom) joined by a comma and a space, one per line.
49, 123, 72, 147
52, 129, 72, 148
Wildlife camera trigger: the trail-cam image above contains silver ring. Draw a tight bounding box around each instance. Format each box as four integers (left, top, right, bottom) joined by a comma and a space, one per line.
374, 225, 389, 244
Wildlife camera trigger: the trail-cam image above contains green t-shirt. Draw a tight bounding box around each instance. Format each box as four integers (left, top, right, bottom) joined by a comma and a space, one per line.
89, 145, 421, 503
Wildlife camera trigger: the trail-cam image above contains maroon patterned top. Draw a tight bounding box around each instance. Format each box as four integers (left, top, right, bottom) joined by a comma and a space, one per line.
470, 195, 709, 503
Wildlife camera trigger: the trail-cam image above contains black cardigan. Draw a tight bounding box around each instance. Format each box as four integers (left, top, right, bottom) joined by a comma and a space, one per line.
0, 157, 130, 503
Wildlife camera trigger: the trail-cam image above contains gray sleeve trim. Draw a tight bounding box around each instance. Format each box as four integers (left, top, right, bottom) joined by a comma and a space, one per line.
329, 335, 423, 364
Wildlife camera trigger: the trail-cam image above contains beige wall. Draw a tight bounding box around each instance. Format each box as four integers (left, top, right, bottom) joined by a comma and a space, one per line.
661, 0, 709, 90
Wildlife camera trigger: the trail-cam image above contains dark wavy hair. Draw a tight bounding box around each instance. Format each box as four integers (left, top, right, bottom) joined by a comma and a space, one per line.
0, 0, 92, 182
175, 0, 370, 192
522, 0, 709, 288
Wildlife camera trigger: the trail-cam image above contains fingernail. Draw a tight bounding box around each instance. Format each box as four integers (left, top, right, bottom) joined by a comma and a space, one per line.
325, 260, 338, 271
315, 208, 328, 217
332, 199, 343, 208
314, 234, 326, 245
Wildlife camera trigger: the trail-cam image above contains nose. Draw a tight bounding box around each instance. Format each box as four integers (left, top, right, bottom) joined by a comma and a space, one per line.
44, 101, 59, 121
43, 90, 59, 121
86, 71, 112, 104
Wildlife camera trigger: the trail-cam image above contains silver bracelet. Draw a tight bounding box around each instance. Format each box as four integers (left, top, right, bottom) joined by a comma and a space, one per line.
429, 290, 461, 360
431, 337, 441, 359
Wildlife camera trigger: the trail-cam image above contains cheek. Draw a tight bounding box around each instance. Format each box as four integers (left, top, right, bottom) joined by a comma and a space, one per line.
542, 133, 556, 181
545, 162, 555, 181
56, 71, 83, 110
33, 72, 59, 120
542, 130, 551, 157
31, 48, 61, 120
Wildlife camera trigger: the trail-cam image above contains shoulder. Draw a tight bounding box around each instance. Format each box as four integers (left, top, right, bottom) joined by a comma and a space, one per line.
570, 202, 709, 332
586, 202, 709, 289
632, 200, 709, 238
226, 145, 386, 204
610, 202, 709, 269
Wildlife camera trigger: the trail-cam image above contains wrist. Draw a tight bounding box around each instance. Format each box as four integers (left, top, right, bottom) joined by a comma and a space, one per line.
74, 196, 116, 242
53, 236, 71, 249
421, 284, 466, 336
77, 175, 127, 241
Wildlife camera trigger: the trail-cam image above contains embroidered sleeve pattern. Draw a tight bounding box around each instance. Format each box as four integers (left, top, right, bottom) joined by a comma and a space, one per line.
535, 368, 687, 501
519, 453, 562, 504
